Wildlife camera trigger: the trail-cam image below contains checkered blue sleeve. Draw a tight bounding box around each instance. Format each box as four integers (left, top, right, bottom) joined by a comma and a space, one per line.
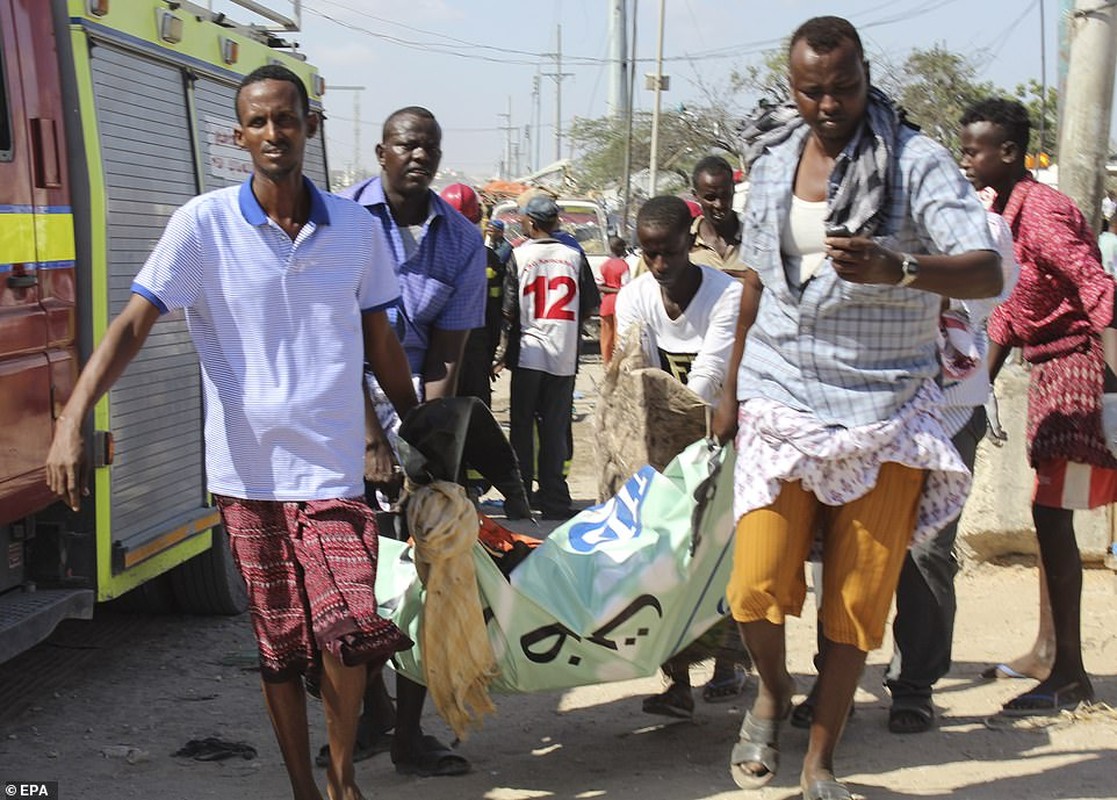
434, 237, 487, 330
906, 139, 995, 256
131, 203, 204, 313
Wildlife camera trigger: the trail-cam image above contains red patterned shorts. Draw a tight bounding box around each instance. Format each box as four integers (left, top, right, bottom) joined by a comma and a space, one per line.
215, 495, 412, 683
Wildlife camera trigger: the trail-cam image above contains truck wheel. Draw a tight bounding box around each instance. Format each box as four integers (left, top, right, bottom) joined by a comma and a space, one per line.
110, 571, 179, 614
169, 526, 248, 615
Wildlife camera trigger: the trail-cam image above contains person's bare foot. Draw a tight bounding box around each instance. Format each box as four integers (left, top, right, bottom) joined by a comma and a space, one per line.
326, 784, 364, 800
981, 648, 1054, 681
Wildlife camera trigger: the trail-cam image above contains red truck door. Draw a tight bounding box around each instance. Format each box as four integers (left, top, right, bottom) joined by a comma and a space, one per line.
0, 0, 75, 525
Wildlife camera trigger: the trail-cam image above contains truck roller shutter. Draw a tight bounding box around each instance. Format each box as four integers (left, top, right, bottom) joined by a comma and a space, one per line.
89, 43, 208, 555
194, 77, 329, 192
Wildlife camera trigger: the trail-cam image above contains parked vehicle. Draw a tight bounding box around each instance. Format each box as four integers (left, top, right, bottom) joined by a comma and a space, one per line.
491, 198, 611, 282
0, 0, 328, 662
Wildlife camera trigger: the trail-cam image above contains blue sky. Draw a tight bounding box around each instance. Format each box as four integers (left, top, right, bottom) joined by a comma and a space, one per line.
218, 0, 1068, 180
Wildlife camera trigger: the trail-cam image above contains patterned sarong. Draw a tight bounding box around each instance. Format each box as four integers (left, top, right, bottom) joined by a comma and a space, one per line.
216, 495, 412, 683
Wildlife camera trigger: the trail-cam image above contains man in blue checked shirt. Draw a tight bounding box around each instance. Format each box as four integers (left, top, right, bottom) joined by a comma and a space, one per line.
334, 106, 486, 778
712, 16, 1001, 800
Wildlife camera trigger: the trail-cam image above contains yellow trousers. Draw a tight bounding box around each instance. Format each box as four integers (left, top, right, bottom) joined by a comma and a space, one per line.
727, 462, 924, 652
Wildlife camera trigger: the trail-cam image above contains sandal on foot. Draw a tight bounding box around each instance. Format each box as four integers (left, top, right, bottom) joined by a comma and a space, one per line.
729, 710, 786, 789
888, 699, 933, 734
642, 685, 694, 719
393, 734, 470, 777
702, 667, 748, 704
1000, 680, 1094, 717
315, 730, 393, 768
790, 697, 855, 730
802, 778, 855, 800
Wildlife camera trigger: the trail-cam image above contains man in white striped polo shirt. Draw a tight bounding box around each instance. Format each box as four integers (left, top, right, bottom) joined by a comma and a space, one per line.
45, 65, 416, 800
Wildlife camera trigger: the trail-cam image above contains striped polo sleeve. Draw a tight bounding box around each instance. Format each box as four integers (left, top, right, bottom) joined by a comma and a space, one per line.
348, 201, 401, 314
132, 202, 205, 313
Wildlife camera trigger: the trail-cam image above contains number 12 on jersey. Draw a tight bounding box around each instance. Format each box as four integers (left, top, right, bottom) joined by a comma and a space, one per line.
523, 275, 577, 321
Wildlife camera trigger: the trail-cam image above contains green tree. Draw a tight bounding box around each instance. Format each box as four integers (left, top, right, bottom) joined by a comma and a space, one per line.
892, 44, 997, 156
729, 45, 791, 107
568, 42, 1039, 193
1014, 79, 1059, 156
568, 108, 736, 194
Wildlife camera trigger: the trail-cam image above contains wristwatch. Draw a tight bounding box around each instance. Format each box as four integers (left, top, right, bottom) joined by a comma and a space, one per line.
896, 253, 920, 287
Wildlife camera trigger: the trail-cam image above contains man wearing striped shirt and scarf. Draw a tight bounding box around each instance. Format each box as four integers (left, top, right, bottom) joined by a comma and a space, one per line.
712, 16, 1002, 800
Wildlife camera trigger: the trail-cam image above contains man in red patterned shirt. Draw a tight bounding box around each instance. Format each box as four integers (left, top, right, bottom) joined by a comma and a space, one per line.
961, 97, 1113, 715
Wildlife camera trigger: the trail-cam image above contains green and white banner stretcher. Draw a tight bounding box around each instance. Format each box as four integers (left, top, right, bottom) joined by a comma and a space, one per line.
375, 438, 737, 693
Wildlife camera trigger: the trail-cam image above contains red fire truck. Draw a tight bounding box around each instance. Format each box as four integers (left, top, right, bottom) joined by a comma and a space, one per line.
0, 0, 329, 661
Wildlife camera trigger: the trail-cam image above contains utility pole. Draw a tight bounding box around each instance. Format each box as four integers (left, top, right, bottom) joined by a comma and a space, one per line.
531, 71, 542, 172
1057, 0, 1117, 231
646, 0, 667, 196
497, 97, 515, 179
621, 0, 638, 235
522, 125, 531, 176
607, 0, 628, 118
330, 85, 365, 182
542, 25, 573, 163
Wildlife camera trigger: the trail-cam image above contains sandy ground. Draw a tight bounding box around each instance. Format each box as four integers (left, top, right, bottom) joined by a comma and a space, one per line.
1, 357, 1115, 800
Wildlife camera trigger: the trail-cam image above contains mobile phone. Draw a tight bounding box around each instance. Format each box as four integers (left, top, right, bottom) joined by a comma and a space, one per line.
825, 224, 851, 238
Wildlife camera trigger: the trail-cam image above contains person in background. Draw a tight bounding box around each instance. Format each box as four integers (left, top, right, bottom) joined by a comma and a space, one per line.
488, 217, 513, 267
714, 17, 1001, 799
691, 155, 748, 280
495, 195, 600, 520
613, 196, 748, 719
598, 235, 630, 365
483, 219, 513, 376
336, 107, 486, 778
45, 66, 416, 800
885, 208, 1019, 733
1097, 218, 1117, 276
961, 97, 1115, 715
441, 183, 498, 410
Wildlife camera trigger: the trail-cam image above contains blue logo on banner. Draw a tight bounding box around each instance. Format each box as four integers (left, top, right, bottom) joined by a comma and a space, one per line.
566, 467, 655, 553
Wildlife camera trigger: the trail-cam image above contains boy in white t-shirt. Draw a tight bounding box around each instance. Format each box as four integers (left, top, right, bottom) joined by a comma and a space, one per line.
614, 195, 745, 718
615, 199, 742, 405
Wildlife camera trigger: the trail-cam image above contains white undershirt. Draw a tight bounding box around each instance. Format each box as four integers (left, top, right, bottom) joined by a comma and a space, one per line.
398, 217, 432, 261
782, 195, 828, 284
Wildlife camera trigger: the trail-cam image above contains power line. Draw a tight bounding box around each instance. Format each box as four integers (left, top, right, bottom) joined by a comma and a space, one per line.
327, 112, 506, 134
304, 0, 979, 68
973, 0, 1041, 73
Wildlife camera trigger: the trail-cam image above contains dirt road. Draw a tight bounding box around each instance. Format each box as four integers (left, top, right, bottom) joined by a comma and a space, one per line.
1, 358, 1115, 800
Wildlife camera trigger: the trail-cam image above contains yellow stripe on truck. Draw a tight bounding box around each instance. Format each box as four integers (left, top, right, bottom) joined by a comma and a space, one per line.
0, 213, 37, 264
35, 212, 77, 263
0, 211, 76, 265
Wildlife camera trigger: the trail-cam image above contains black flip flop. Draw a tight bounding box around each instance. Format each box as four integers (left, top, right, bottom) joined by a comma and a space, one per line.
393, 734, 470, 777
1000, 680, 1094, 717
174, 737, 257, 762
888, 700, 934, 734
315, 730, 393, 768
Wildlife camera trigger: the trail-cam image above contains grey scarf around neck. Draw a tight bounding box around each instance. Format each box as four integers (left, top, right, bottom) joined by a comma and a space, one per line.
737, 87, 916, 237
